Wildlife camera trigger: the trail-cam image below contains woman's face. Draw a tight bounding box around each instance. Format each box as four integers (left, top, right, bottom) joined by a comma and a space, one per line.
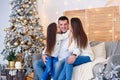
69, 24, 73, 32
57, 27, 61, 33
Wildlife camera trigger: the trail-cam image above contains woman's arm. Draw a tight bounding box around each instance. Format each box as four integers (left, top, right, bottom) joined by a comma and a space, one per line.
69, 39, 81, 57
82, 43, 94, 60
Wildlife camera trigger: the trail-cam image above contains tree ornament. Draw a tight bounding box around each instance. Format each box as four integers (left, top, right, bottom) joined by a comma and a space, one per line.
21, 41, 24, 45
7, 42, 11, 46
17, 9, 21, 13
29, 11, 33, 14
36, 36, 39, 40
10, 23, 14, 26
27, 42, 32, 46
4, 28, 7, 32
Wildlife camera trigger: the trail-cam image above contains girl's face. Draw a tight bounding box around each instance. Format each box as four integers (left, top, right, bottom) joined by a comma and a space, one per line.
57, 27, 61, 33
69, 24, 73, 32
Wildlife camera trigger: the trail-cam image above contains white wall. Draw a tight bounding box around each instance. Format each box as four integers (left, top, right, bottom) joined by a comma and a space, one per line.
37, 0, 109, 34
0, 0, 10, 52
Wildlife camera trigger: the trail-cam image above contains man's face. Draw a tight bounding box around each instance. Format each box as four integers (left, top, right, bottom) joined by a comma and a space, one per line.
58, 20, 69, 33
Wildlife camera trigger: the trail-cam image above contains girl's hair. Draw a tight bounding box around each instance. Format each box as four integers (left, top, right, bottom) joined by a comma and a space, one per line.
46, 23, 57, 55
71, 18, 88, 49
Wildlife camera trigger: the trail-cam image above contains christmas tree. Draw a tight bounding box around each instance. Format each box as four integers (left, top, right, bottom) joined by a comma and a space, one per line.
1, 0, 45, 75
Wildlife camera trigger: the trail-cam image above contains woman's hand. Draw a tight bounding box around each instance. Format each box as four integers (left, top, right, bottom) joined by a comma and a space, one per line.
42, 54, 48, 64
67, 55, 77, 64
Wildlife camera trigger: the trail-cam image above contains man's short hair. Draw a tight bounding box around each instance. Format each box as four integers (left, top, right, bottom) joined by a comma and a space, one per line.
58, 16, 69, 24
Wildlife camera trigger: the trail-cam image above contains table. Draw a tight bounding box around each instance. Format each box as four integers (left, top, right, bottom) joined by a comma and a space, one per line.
5, 67, 26, 80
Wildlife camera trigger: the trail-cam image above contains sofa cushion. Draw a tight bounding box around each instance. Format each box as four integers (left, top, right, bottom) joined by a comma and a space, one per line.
91, 42, 106, 60
90, 41, 102, 47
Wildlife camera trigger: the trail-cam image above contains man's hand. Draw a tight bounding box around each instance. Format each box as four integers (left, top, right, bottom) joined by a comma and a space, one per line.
67, 55, 77, 64
42, 54, 48, 64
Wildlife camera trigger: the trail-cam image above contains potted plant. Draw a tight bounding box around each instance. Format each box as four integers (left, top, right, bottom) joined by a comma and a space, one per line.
6, 50, 17, 68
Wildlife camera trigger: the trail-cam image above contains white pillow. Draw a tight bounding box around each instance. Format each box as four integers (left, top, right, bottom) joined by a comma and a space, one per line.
91, 42, 106, 60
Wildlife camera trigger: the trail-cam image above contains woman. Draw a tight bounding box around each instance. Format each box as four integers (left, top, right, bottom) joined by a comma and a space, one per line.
42, 22, 69, 80
58, 18, 94, 80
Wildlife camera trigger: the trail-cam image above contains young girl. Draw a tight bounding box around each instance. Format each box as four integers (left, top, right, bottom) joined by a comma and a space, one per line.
42, 22, 69, 80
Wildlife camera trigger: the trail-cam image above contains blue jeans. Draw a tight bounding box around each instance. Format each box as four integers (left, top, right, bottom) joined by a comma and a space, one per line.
33, 58, 65, 80
42, 57, 58, 80
58, 56, 91, 80
53, 59, 65, 80
33, 59, 46, 80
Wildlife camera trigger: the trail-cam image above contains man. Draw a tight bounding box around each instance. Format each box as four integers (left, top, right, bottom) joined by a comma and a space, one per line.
33, 16, 73, 80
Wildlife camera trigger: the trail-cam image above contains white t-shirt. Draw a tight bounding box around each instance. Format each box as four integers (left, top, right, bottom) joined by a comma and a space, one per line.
42, 30, 70, 58
68, 39, 94, 60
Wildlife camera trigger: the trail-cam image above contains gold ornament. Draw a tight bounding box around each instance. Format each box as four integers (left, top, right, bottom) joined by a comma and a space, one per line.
12, 18, 16, 21
28, 42, 32, 46
16, 19, 20, 22
10, 23, 13, 26
7, 35, 10, 38
7, 42, 10, 46
14, 42, 18, 46
34, 1, 37, 4
30, 26, 34, 29
39, 27, 42, 30
24, 20, 27, 23
29, 11, 32, 14
43, 40, 46, 45
4, 28, 7, 32
17, 9, 21, 13
39, 38, 42, 41
29, 1, 32, 4
36, 37, 39, 40
23, 4, 26, 8
20, 16, 23, 20
21, 41, 24, 45
26, 4, 29, 8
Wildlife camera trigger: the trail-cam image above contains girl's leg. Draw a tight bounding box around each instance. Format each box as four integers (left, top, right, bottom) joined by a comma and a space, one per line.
66, 56, 91, 80
33, 60, 46, 80
51, 57, 58, 78
42, 56, 52, 80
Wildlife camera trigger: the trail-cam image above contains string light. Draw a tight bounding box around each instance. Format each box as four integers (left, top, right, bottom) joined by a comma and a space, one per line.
55, 11, 59, 15
108, 14, 112, 16
64, 1, 68, 6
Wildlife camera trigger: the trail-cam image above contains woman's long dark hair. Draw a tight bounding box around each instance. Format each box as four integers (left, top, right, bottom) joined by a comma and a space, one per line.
46, 23, 57, 55
71, 18, 88, 49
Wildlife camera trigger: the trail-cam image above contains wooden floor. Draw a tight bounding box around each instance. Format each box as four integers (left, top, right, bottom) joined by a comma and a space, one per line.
26, 72, 34, 80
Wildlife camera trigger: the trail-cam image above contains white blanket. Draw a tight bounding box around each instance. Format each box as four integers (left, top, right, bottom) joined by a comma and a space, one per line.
72, 57, 107, 80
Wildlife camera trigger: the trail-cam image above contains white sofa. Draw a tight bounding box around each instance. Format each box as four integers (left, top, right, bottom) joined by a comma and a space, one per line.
72, 41, 120, 80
